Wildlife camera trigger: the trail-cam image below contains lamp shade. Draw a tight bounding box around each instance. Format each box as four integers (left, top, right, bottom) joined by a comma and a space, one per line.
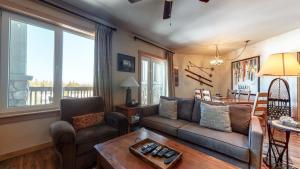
120, 76, 139, 88
257, 53, 300, 76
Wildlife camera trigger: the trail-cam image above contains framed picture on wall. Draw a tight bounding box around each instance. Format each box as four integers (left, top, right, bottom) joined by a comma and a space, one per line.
117, 53, 135, 73
231, 56, 260, 94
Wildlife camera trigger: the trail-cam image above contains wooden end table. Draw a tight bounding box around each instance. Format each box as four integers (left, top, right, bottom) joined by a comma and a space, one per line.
115, 105, 150, 132
94, 128, 238, 169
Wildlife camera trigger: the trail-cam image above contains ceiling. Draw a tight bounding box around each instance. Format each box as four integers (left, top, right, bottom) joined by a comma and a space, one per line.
51, 0, 300, 55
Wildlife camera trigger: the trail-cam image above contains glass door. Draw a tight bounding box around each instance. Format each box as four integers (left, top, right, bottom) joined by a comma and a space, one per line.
140, 56, 168, 105
152, 59, 167, 104
141, 57, 150, 105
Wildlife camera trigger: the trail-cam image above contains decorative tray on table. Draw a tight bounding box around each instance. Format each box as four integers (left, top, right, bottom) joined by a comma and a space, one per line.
129, 138, 182, 169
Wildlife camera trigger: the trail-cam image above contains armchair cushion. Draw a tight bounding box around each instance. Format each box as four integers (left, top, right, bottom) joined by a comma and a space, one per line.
76, 124, 118, 155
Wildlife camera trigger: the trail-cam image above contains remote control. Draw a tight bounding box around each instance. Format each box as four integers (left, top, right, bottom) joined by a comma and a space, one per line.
157, 147, 169, 157
143, 143, 158, 154
164, 150, 176, 158
164, 154, 178, 164
151, 146, 162, 156
141, 143, 154, 151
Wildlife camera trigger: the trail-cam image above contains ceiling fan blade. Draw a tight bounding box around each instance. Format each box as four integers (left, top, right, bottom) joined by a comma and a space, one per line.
163, 0, 173, 19
199, 0, 210, 3
128, 0, 142, 3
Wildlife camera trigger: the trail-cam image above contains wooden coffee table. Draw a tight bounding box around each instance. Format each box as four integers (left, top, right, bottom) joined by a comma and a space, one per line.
94, 128, 239, 169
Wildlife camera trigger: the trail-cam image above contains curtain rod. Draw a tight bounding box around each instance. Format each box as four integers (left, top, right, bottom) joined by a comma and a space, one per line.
39, 0, 117, 31
134, 36, 175, 54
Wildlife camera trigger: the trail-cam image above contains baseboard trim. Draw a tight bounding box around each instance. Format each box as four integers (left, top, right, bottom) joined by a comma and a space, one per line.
0, 142, 53, 161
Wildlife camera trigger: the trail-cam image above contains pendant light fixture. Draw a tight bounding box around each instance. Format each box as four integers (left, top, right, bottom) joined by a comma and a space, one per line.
210, 45, 224, 66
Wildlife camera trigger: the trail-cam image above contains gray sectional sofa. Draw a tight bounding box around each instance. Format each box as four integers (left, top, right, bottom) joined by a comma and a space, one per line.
140, 97, 263, 169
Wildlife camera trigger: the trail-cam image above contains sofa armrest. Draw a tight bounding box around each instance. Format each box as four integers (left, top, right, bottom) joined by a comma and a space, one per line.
105, 112, 128, 135
140, 105, 159, 118
249, 116, 263, 169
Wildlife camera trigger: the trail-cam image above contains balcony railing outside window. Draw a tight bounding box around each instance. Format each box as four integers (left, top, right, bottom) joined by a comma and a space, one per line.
27, 86, 93, 106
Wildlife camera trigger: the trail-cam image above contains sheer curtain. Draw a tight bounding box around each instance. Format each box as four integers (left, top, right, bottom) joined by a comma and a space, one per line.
166, 51, 175, 97
93, 24, 113, 112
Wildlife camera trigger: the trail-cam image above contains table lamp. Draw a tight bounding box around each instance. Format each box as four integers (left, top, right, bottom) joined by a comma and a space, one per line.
120, 76, 139, 106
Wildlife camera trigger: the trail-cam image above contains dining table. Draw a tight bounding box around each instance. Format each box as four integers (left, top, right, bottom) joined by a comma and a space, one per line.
212, 96, 255, 105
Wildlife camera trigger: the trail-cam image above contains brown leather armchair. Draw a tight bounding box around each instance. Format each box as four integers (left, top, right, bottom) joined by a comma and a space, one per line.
50, 97, 128, 169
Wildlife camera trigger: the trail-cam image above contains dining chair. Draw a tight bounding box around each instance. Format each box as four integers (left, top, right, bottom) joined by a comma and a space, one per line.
238, 89, 251, 100
194, 89, 202, 99
227, 89, 237, 99
201, 89, 212, 101
251, 92, 268, 134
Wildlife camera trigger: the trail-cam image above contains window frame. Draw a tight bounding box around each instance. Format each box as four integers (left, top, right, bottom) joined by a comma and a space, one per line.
0, 11, 94, 114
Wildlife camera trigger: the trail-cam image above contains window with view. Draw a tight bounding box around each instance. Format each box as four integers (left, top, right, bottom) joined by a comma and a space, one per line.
62, 32, 94, 98
8, 19, 55, 107
0, 12, 95, 112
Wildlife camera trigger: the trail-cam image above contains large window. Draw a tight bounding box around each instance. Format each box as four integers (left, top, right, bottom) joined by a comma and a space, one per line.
62, 32, 94, 98
140, 55, 168, 105
0, 12, 94, 112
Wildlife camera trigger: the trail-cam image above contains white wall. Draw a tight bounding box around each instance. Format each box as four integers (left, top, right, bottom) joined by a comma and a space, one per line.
174, 54, 223, 98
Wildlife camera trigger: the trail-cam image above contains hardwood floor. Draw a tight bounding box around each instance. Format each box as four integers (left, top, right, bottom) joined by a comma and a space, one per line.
0, 134, 299, 169
0, 147, 58, 169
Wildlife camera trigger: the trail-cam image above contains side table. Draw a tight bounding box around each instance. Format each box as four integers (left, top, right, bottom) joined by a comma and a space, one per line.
265, 120, 300, 169
115, 105, 147, 132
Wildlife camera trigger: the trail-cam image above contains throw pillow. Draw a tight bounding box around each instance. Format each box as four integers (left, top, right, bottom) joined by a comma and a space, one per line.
72, 112, 104, 130
159, 98, 177, 120
177, 98, 194, 121
229, 104, 251, 135
199, 102, 232, 132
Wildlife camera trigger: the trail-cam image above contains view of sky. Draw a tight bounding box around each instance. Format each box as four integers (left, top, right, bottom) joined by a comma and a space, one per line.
26, 23, 94, 86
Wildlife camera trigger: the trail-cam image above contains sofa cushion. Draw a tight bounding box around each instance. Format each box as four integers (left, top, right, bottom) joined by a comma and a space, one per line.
76, 124, 118, 155
178, 123, 249, 163
177, 98, 194, 121
229, 104, 251, 135
200, 103, 232, 132
141, 115, 188, 136
159, 98, 178, 120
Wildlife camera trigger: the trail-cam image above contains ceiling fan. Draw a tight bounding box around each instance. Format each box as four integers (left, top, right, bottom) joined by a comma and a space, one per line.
128, 0, 210, 19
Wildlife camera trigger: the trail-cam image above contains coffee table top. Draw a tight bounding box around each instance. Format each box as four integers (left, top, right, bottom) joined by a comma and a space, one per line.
94, 128, 238, 169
